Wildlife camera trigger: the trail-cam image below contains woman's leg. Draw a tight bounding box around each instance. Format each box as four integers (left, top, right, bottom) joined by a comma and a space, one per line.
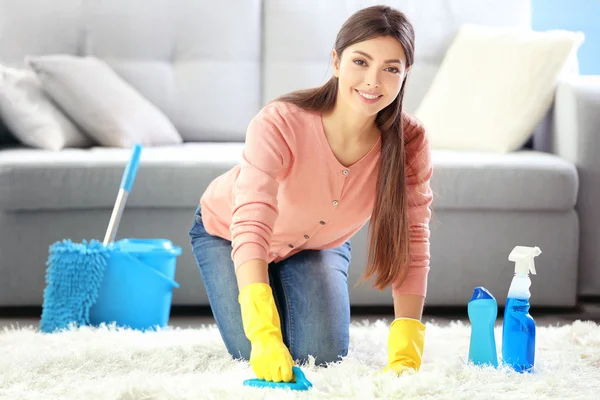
269, 240, 352, 366
189, 205, 352, 366
188, 205, 251, 360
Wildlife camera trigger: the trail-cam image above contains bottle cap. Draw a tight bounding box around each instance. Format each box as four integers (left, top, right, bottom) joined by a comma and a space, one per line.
470, 286, 495, 301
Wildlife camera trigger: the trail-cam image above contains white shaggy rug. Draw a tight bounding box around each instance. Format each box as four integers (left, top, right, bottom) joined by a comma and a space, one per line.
1, 319, 599, 399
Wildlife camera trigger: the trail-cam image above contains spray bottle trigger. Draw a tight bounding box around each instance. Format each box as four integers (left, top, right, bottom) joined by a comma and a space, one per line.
528, 258, 536, 275
508, 246, 541, 275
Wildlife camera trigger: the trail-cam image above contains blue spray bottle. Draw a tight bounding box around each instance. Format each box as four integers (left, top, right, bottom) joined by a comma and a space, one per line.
501, 246, 541, 373
468, 287, 498, 367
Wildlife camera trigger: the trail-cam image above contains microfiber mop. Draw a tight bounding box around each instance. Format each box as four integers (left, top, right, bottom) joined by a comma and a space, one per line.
39, 144, 143, 333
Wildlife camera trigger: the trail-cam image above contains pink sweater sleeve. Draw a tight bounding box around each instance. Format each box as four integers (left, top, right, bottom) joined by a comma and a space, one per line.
392, 114, 434, 298
230, 104, 292, 270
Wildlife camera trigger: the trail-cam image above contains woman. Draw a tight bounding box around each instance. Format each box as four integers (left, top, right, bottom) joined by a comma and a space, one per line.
189, 5, 433, 383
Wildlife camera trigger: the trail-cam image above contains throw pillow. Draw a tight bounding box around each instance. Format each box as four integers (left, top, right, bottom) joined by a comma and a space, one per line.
414, 24, 584, 153
27, 55, 183, 148
0, 65, 92, 150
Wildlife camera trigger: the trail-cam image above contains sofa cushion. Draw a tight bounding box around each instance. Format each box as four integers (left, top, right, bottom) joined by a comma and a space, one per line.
27, 55, 183, 148
415, 24, 583, 153
0, 64, 93, 150
0, 143, 244, 211
431, 150, 578, 211
0, 146, 577, 212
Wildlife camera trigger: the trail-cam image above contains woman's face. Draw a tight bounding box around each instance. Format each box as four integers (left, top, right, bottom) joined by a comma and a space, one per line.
333, 35, 409, 117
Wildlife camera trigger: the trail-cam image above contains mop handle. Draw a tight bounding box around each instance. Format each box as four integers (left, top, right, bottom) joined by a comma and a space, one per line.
103, 144, 143, 246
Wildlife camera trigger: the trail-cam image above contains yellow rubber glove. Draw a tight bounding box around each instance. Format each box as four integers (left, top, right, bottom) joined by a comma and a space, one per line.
238, 282, 294, 382
382, 318, 425, 376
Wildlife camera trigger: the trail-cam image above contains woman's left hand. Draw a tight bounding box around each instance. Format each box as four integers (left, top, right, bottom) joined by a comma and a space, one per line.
381, 317, 425, 376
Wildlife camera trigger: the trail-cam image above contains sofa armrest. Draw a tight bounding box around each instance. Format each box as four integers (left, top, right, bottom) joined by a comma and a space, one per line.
552, 75, 600, 297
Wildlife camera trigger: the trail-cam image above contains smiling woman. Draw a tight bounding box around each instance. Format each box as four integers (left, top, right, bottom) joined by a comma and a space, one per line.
274, 7, 427, 299
190, 5, 433, 384
337, 39, 407, 107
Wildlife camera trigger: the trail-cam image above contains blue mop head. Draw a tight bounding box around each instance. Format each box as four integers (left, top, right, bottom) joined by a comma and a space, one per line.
243, 366, 313, 391
39, 239, 110, 333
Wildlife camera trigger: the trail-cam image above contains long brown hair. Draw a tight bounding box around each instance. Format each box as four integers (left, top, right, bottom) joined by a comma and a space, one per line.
275, 5, 416, 291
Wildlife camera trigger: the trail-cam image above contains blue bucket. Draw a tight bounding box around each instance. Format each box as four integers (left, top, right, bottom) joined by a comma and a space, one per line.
89, 238, 182, 331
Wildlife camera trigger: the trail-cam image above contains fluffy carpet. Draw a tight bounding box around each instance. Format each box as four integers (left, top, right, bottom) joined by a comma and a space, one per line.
0, 319, 599, 399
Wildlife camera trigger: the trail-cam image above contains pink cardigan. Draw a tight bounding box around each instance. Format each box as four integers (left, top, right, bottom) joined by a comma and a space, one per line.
200, 101, 433, 298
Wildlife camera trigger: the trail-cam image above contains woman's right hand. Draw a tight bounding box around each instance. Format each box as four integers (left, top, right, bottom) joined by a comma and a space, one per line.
238, 282, 295, 382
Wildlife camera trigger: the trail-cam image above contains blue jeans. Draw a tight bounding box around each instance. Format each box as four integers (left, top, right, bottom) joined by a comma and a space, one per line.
188, 205, 351, 366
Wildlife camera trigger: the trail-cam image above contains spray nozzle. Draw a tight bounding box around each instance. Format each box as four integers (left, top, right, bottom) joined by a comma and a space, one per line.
508, 246, 541, 275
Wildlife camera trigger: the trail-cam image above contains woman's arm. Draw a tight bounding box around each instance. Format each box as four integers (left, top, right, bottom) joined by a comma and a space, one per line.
231, 103, 293, 289
393, 294, 424, 320
237, 259, 270, 290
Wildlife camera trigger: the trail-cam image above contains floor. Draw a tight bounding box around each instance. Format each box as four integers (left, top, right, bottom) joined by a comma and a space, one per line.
1, 301, 599, 331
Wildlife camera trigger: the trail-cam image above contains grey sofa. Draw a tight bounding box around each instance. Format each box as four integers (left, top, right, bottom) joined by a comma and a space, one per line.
0, 0, 598, 310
